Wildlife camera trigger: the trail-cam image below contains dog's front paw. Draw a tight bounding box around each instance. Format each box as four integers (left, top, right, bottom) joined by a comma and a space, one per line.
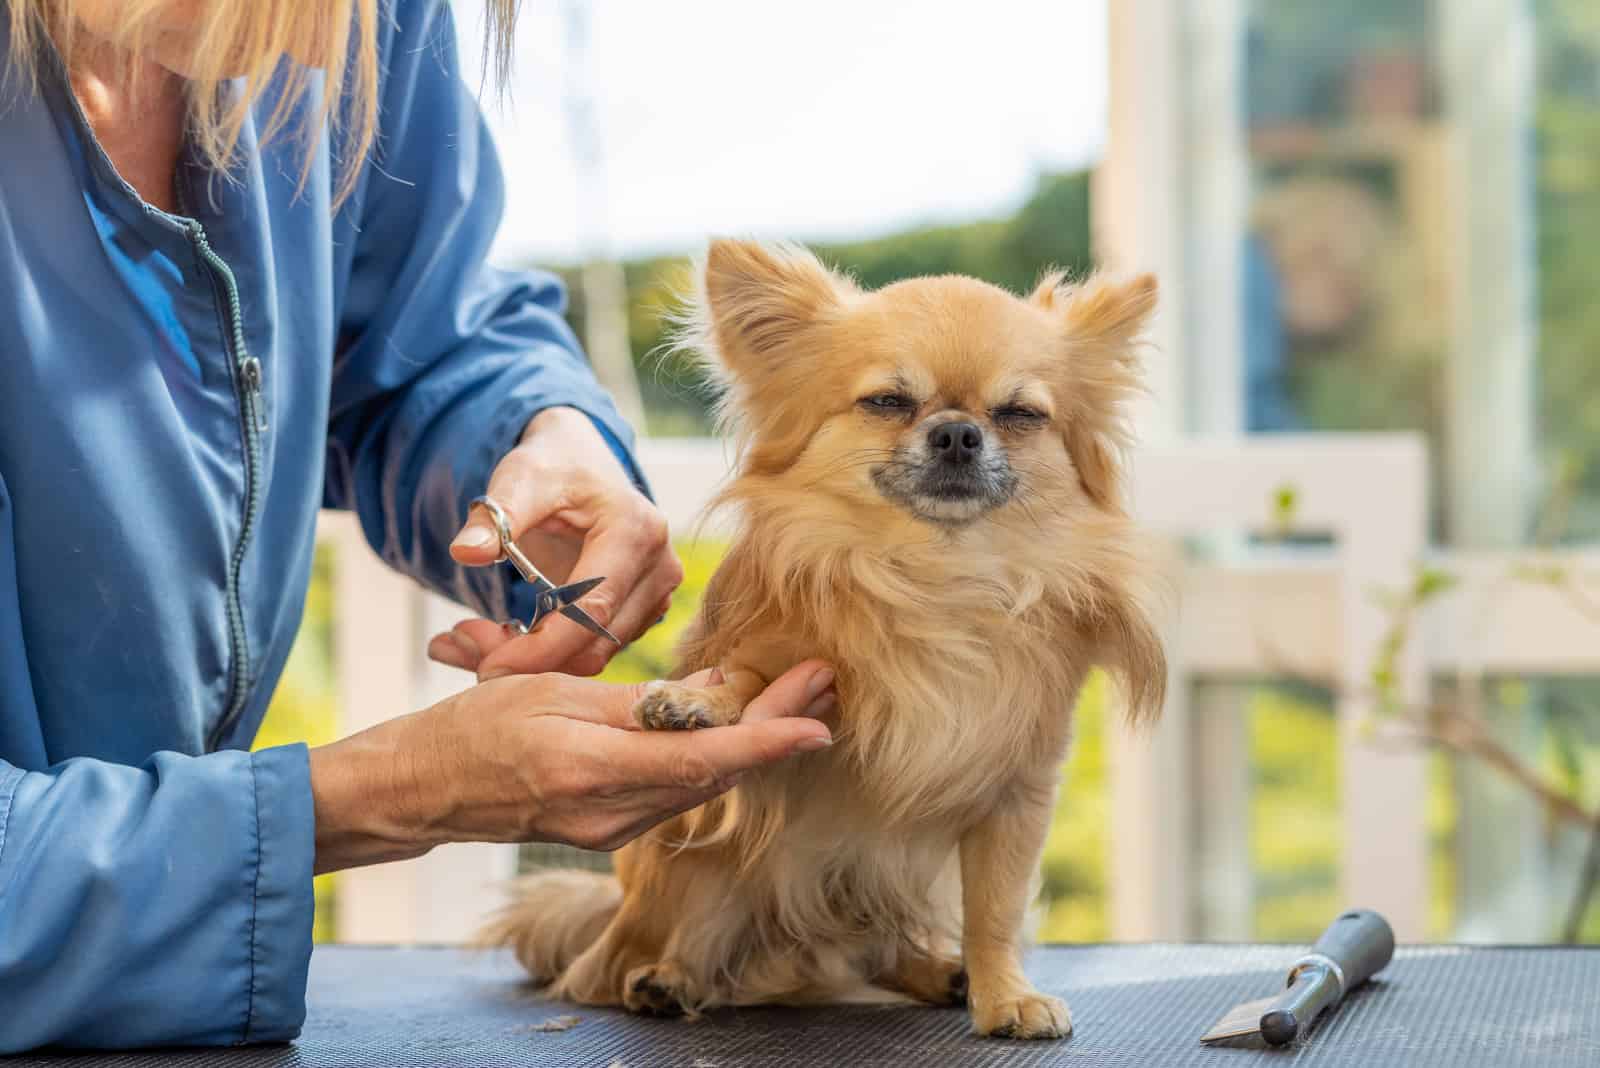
633, 681, 740, 731
623, 961, 695, 1017
970, 991, 1071, 1040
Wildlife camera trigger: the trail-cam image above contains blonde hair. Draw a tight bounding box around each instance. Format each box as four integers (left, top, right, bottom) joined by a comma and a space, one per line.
5, 1, 518, 205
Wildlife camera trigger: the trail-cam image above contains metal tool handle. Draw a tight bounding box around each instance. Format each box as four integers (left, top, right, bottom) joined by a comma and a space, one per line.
1304, 907, 1395, 992
1256, 909, 1394, 1046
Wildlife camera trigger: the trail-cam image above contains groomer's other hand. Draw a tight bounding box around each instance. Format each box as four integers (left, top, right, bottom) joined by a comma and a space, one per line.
436, 406, 682, 680
307, 661, 836, 873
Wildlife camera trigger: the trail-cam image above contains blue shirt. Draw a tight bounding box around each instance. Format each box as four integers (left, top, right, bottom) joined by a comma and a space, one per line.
0, 1, 644, 1050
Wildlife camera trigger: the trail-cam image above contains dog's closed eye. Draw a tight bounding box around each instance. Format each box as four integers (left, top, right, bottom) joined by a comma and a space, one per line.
989, 404, 1047, 430
858, 392, 918, 416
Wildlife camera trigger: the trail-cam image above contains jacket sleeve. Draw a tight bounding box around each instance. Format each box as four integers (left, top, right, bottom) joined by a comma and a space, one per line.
325, 0, 648, 625
0, 745, 314, 1052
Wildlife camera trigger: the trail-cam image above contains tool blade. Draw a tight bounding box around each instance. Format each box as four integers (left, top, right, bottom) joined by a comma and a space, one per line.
558, 603, 620, 644
1199, 995, 1277, 1044
548, 576, 618, 644
550, 576, 605, 606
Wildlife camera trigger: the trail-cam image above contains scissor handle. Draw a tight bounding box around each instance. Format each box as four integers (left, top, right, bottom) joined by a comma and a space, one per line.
469, 495, 517, 560
468, 495, 618, 645
470, 496, 554, 588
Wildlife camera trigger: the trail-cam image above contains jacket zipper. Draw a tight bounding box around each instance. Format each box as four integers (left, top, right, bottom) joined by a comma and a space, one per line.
176, 205, 268, 749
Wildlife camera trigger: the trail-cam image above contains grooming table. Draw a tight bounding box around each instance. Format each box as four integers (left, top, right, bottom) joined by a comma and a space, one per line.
8, 944, 1598, 1067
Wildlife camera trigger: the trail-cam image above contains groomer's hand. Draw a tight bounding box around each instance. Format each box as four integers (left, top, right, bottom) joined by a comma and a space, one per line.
434, 406, 683, 680
308, 661, 836, 873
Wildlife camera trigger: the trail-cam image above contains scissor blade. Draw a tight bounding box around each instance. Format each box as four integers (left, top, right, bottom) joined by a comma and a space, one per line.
549, 576, 605, 607
535, 575, 619, 644
559, 604, 620, 644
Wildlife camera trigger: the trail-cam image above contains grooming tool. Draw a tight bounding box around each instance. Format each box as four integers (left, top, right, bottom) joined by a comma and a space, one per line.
1200, 908, 1394, 1047
469, 495, 620, 645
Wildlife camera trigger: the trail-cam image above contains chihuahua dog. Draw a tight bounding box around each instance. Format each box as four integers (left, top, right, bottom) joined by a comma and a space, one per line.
481, 241, 1165, 1039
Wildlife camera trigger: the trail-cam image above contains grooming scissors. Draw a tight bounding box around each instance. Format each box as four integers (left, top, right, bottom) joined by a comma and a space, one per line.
468, 495, 620, 645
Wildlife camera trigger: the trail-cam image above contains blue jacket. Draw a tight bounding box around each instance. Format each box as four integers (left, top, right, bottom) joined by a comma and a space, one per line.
0, 1, 642, 1051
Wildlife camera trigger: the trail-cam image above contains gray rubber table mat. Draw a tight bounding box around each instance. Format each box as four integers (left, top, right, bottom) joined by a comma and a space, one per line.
7, 944, 1598, 1067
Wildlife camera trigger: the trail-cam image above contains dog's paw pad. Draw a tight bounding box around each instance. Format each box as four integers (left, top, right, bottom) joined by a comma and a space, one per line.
634, 683, 718, 731
624, 964, 690, 1017
973, 993, 1071, 1040
947, 968, 970, 1006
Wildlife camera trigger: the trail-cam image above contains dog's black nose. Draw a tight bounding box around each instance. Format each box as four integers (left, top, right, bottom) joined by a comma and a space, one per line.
929, 421, 983, 464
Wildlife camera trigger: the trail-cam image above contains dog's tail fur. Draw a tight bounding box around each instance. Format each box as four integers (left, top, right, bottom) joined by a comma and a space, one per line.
474, 870, 621, 983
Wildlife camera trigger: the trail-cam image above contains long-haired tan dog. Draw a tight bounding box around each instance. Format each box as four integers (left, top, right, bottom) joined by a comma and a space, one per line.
481, 241, 1165, 1039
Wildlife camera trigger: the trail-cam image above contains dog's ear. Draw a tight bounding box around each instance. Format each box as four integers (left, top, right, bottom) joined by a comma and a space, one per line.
1032, 272, 1158, 512
701, 239, 854, 377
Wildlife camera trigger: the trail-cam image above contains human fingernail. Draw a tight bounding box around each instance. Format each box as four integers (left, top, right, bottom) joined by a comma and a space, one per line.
795, 734, 833, 752
428, 634, 469, 669
453, 525, 494, 551
804, 668, 835, 702
802, 692, 837, 720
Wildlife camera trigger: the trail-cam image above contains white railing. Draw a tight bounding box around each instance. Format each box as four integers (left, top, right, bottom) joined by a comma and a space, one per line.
321, 434, 1600, 944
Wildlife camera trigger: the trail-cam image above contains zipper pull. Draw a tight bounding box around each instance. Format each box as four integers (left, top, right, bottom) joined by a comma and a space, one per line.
240, 355, 268, 432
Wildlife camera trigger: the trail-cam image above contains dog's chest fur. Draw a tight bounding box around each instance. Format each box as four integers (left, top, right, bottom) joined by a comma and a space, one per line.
713, 537, 1091, 821
839, 622, 1080, 820
681, 531, 1097, 948
724, 610, 1083, 952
